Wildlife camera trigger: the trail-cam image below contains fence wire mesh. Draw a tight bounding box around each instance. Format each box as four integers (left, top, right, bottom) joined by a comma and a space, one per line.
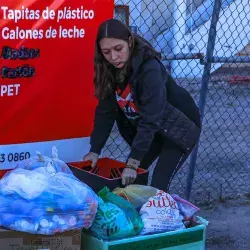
102, 0, 250, 203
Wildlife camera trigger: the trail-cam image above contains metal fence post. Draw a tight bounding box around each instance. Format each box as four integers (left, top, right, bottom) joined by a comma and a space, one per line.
185, 0, 222, 201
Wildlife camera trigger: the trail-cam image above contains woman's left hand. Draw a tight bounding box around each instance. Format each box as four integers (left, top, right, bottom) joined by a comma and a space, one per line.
121, 167, 137, 186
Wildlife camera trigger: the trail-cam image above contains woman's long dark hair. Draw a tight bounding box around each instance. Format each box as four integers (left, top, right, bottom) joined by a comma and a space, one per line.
94, 19, 161, 99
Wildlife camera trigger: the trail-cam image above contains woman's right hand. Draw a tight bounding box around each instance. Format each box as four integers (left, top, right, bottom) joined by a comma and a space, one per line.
83, 152, 99, 168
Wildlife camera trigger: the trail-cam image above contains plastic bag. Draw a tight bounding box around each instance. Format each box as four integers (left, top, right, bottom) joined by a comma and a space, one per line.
14, 147, 72, 175
113, 185, 158, 211
0, 149, 98, 235
91, 187, 144, 240
171, 194, 200, 221
139, 190, 185, 235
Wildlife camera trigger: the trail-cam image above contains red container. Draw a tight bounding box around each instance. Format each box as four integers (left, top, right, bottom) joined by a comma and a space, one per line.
68, 157, 149, 193
0, 169, 11, 179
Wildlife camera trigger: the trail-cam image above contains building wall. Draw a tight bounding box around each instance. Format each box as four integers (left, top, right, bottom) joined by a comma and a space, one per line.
115, 0, 173, 42
114, 0, 249, 77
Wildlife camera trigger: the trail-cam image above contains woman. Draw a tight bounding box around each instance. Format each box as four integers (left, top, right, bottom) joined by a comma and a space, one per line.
83, 18, 201, 192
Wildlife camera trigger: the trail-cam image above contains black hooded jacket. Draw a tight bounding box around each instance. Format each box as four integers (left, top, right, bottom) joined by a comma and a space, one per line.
90, 46, 201, 161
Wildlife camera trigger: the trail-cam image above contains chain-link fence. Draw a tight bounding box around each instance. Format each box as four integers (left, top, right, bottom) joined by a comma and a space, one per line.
102, 0, 250, 203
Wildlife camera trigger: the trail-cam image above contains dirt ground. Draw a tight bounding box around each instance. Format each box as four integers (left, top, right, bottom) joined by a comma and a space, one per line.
198, 195, 250, 250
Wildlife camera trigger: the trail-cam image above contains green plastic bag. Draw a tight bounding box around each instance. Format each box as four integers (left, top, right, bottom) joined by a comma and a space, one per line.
91, 187, 144, 240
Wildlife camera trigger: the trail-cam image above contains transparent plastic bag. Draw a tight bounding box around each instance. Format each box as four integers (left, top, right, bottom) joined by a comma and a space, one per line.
171, 194, 200, 221
113, 185, 158, 210
14, 146, 73, 175
0, 149, 98, 235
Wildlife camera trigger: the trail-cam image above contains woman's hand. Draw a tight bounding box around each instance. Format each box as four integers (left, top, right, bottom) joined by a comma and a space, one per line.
121, 167, 137, 186
121, 157, 140, 185
83, 152, 99, 168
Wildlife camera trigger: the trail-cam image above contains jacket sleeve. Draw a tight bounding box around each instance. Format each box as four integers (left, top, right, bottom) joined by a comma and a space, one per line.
90, 94, 116, 154
129, 59, 167, 161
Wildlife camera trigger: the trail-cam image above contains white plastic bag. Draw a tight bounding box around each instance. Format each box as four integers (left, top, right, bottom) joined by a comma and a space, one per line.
139, 190, 185, 235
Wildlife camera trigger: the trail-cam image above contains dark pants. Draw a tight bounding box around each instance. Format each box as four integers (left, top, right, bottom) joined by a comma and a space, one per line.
120, 128, 192, 192
139, 134, 191, 192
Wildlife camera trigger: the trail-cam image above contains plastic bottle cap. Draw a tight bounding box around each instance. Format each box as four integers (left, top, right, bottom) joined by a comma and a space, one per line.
52, 215, 59, 222
40, 219, 49, 227
68, 216, 77, 226
20, 220, 29, 229
58, 219, 65, 225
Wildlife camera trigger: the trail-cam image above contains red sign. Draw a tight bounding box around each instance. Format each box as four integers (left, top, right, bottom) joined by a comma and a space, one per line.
0, 0, 114, 168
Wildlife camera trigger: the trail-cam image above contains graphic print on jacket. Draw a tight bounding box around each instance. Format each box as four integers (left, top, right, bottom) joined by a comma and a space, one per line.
116, 83, 140, 121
